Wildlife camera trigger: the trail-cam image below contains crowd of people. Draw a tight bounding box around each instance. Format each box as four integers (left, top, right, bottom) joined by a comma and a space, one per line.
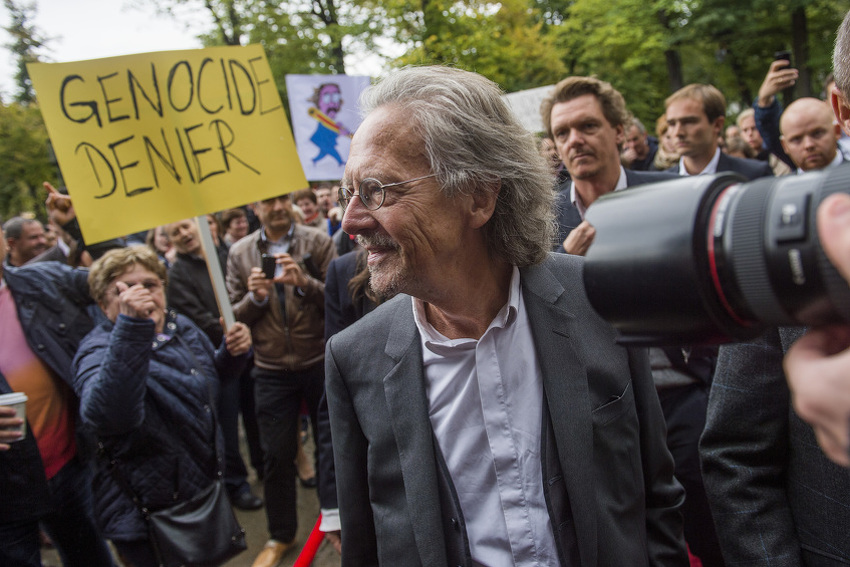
4, 10, 850, 567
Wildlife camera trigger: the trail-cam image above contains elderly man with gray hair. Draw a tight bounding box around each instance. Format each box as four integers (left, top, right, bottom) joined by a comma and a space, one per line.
325, 66, 687, 567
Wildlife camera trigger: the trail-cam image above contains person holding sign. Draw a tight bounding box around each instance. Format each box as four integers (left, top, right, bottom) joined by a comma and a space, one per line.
226, 193, 335, 567
72, 246, 252, 567
164, 218, 263, 511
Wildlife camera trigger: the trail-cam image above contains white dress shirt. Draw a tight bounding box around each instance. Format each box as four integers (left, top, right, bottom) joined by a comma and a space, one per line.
678, 147, 721, 176
569, 165, 628, 220
413, 267, 559, 567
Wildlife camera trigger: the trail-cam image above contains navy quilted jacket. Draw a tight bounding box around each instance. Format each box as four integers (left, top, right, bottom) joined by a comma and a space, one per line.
72, 310, 246, 541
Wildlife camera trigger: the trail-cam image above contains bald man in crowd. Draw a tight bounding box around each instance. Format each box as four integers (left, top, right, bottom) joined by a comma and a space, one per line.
780, 97, 849, 173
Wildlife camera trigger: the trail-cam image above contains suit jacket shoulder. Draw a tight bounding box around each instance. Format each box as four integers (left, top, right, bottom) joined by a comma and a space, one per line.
625, 169, 679, 186
716, 153, 774, 180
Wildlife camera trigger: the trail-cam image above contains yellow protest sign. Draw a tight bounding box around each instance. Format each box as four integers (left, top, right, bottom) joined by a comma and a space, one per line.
28, 45, 306, 244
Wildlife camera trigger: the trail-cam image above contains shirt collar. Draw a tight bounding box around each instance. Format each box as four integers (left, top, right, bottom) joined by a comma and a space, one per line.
260, 223, 295, 245
678, 147, 721, 176
57, 238, 70, 256
569, 165, 628, 220
412, 266, 521, 351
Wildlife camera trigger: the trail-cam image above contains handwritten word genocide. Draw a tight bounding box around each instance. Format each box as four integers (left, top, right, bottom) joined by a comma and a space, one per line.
29, 46, 307, 244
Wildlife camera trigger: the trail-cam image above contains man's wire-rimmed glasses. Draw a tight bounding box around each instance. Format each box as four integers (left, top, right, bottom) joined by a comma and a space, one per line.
338, 174, 438, 211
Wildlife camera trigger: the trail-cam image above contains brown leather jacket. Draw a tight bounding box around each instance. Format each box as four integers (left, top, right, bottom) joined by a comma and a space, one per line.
226, 225, 336, 371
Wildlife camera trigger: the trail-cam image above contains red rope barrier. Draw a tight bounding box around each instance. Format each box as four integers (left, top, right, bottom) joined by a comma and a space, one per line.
293, 514, 325, 567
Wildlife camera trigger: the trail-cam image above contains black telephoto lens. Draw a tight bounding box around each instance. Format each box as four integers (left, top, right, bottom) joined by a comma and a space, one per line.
583, 165, 850, 345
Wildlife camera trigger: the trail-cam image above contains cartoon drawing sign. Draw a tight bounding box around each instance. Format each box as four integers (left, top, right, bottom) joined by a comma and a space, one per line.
28, 45, 307, 244
285, 74, 370, 181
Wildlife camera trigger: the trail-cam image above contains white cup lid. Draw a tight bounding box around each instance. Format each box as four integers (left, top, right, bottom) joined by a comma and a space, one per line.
0, 392, 27, 404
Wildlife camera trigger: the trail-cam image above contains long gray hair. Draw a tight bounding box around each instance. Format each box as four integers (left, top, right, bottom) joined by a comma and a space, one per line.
359, 66, 556, 267
835, 11, 850, 98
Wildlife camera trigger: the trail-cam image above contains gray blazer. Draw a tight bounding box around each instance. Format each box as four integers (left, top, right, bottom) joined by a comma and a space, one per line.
325, 253, 688, 567
701, 327, 850, 566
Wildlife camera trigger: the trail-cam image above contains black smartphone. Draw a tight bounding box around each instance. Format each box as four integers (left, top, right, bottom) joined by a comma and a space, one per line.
774, 50, 792, 64
261, 254, 276, 279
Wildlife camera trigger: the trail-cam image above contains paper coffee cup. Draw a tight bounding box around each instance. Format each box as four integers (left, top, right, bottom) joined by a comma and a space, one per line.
0, 392, 27, 441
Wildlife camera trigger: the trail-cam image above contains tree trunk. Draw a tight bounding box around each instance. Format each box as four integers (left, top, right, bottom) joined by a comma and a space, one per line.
791, 6, 812, 98
657, 9, 683, 93
665, 49, 684, 93
725, 47, 752, 109
421, 0, 439, 60
313, 0, 346, 73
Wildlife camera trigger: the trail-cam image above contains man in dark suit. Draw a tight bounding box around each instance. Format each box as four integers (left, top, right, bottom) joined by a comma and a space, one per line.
539, 76, 677, 255
325, 66, 688, 567
700, 14, 850, 565
541, 76, 723, 566
665, 84, 773, 180
700, 327, 850, 565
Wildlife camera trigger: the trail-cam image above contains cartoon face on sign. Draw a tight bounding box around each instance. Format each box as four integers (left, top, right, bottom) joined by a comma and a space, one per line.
308, 82, 352, 166
317, 84, 342, 118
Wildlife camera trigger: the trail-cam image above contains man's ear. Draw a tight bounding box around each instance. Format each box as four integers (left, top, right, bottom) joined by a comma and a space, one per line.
780, 136, 791, 161
469, 181, 501, 230
832, 90, 850, 136
614, 123, 625, 147
712, 115, 725, 136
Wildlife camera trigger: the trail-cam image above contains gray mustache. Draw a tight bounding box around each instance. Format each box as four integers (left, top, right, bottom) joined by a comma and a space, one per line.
356, 234, 400, 250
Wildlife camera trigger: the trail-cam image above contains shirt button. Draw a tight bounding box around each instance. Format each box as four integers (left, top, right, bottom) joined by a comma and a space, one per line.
451, 518, 460, 532
36, 344, 45, 351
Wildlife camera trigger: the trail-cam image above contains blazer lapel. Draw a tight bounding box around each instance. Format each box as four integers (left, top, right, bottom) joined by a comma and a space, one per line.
382, 299, 449, 566
521, 262, 598, 567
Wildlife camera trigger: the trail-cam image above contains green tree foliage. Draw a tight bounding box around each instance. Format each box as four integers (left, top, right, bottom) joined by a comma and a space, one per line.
381, 0, 566, 92
0, 100, 56, 220
551, 0, 682, 127
150, 0, 380, 117
242, 1, 380, 89
3, 0, 48, 105
546, 0, 849, 127
687, 0, 848, 108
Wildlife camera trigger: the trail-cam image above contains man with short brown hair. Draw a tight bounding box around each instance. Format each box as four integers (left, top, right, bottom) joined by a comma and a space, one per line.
665, 84, 772, 179
542, 76, 674, 255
